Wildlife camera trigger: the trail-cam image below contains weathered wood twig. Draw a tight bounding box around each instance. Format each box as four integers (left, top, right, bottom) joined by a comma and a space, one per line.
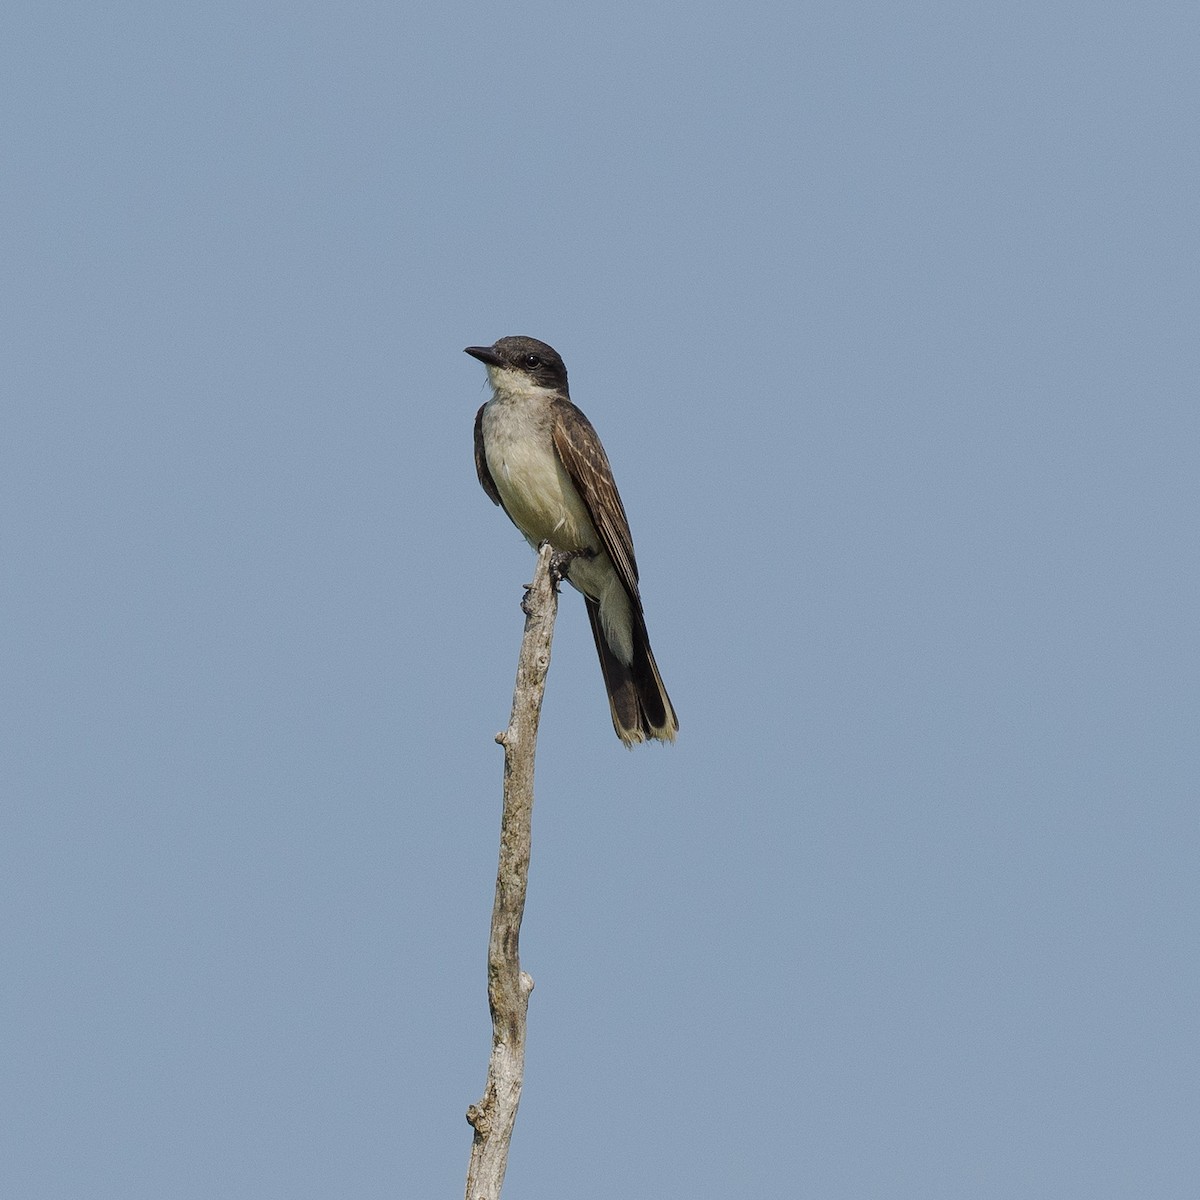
464, 541, 559, 1200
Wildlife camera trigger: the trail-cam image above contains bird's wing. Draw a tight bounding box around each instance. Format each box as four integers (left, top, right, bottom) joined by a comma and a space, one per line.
474, 403, 503, 507
550, 396, 641, 600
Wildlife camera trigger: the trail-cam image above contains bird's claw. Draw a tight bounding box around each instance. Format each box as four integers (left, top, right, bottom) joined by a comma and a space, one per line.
547, 545, 596, 588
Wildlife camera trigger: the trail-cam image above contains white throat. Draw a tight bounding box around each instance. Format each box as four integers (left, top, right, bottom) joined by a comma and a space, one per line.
485, 364, 560, 401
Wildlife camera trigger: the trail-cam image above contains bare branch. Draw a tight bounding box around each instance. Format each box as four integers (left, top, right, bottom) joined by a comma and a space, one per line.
464, 542, 559, 1200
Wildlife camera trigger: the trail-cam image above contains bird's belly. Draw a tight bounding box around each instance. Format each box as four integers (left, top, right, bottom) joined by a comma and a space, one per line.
488, 439, 597, 551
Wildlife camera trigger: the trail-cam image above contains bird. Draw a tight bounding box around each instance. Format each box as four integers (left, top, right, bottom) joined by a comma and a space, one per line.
466, 335, 678, 746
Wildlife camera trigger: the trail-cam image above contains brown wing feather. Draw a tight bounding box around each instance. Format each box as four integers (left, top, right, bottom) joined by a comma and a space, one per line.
474, 404, 502, 507
550, 397, 641, 604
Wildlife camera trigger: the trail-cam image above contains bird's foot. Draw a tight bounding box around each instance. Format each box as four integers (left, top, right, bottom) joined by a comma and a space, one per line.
548, 546, 595, 588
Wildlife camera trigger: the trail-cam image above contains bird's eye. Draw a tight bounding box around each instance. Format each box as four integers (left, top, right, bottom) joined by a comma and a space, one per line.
524, 354, 542, 369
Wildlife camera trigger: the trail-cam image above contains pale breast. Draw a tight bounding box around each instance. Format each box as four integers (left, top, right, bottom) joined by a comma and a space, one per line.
482, 397, 599, 552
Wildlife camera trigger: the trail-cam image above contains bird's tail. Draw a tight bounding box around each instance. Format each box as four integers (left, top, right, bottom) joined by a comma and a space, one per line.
585, 598, 678, 747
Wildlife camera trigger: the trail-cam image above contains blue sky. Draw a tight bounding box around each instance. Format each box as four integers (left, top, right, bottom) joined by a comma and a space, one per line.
2, 3, 1197, 1197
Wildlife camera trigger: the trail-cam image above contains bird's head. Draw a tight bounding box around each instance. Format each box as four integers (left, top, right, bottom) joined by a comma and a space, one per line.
465, 336, 569, 396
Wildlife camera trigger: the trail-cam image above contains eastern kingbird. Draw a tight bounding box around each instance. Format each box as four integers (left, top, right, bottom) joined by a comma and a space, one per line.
466, 336, 678, 746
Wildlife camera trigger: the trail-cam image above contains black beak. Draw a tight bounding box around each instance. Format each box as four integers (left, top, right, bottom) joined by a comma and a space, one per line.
464, 344, 504, 367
